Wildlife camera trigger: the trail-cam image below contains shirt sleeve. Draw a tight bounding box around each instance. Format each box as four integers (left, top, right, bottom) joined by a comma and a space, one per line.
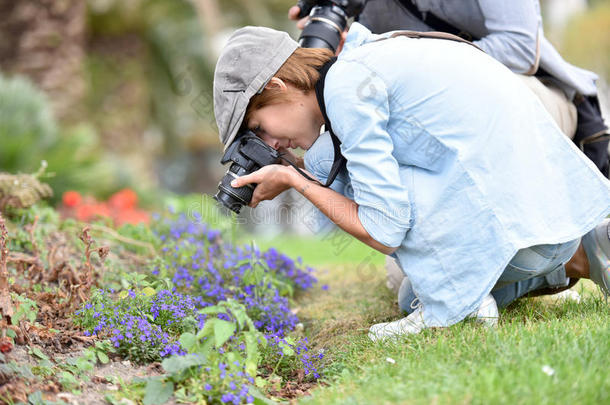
473, 0, 541, 74
324, 60, 411, 248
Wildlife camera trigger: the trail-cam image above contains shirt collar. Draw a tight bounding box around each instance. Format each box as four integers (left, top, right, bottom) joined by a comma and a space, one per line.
342, 22, 387, 53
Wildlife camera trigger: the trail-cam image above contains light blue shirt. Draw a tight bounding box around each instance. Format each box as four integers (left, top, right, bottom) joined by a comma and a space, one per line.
358, 0, 598, 98
304, 23, 610, 326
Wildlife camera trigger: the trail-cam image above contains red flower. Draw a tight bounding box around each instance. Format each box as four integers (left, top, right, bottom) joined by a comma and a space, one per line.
76, 203, 111, 222
62, 191, 82, 208
109, 189, 138, 210
0, 337, 13, 353
114, 209, 150, 225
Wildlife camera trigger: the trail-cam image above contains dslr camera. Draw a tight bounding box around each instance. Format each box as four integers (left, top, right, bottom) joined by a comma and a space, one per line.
214, 132, 281, 214
214, 0, 366, 213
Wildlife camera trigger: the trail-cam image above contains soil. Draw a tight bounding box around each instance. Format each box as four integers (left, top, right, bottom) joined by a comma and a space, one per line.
0, 213, 154, 404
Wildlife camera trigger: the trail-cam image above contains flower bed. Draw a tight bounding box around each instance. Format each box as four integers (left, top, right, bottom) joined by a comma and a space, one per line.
75, 211, 322, 404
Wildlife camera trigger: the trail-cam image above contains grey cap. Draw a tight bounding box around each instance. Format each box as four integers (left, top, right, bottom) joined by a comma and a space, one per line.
214, 26, 299, 150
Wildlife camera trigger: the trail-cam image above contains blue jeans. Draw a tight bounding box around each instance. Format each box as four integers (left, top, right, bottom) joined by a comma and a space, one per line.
398, 238, 581, 313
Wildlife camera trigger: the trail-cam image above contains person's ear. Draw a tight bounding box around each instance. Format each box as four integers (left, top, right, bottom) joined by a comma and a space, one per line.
265, 77, 288, 91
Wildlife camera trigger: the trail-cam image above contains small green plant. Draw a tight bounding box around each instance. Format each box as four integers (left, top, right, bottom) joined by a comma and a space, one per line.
11, 293, 38, 325
121, 299, 267, 405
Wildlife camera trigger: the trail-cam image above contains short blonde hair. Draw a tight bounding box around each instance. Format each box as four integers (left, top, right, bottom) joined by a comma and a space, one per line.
244, 47, 334, 127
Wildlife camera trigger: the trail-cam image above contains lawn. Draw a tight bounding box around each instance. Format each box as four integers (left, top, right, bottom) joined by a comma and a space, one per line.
258, 232, 610, 405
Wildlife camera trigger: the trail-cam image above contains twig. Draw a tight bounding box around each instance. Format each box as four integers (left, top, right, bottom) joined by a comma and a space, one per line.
0, 213, 14, 331
88, 223, 156, 256
26, 215, 39, 257
76, 227, 109, 307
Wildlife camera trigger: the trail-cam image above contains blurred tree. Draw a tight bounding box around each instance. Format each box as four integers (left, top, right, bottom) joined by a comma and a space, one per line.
0, 73, 129, 202
84, 0, 296, 193
560, 1, 610, 83
0, 0, 87, 121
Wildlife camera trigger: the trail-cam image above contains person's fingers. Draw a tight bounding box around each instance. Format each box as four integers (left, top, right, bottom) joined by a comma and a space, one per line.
336, 30, 348, 55
297, 16, 308, 30
288, 5, 301, 20
250, 188, 265, 208
231, 173, 256, 188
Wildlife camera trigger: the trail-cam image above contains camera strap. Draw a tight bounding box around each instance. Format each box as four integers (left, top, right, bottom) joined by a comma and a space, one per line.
280, 56, 346, 188
396, 0, 477, 41
313, 56, 347, 187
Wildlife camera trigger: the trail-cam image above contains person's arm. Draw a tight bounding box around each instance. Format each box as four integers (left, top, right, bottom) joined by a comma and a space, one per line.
289, 169, 397, 254
230, 164, 397, 254
473, 0, 541, 75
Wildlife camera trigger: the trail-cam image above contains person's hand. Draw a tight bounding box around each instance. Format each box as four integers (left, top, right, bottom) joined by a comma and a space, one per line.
336, 30, 348, 55
230, 165, 295, 208
288, 5, 309, 30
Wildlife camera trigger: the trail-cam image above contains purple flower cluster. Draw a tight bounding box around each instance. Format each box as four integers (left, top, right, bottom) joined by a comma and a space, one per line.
155, 214, 316, 339
294, 337, 323, 379
240, 286, 298, 336
149, 289, 207, 333
215, 361, 255, 404
76, 288, 195, 363
262, 248, 317, 290
76, 211, 324, 401
266, 335, 324, 379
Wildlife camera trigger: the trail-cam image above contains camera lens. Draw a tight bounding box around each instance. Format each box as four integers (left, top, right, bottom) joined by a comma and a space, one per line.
298, 5, 347, 51
214, 164, 255, 213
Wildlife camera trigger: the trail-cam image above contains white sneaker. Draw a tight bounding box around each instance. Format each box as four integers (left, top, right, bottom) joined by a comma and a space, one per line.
551, 289, 581, 303
368, 306, 426, 342
368, 294, 499, 342
466, 293, 499, 327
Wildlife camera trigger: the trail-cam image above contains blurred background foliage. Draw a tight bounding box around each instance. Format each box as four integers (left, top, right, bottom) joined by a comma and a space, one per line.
0, 0, 608, 215
560, 0, 610, 84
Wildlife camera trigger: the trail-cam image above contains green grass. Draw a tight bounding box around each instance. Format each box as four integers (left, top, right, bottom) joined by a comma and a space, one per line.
267, 235, 610, 405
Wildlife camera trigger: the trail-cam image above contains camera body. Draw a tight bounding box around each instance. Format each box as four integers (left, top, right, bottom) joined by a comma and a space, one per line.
297, 0, 366, 51
214, 132, 281, 213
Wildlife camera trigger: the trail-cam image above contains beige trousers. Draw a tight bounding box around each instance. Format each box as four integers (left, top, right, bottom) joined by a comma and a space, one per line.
517, 75, 577, 139
385, 76, 578, 294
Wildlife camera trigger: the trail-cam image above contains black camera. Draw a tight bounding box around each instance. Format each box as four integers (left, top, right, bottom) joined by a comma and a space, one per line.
214, 132, 281, 213
297, 0, 366, 52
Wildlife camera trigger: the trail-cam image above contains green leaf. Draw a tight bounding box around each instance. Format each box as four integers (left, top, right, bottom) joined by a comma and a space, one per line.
27, 390, 44, 405
142, 286, 156, 296
245, 333, 260, 377
143, 379, 174, 405
243, 266, 264, 286
198, 305, 221, 315
97, 351, 109, 364
214, 320, 236, 348
196, 319, 215, 340
278, 341, 294, 356
161, 354, 207, 374
29, 346, 48, 361
179, 332, 196, 351
249, 386, 276, 405
255, 376, 267, 388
